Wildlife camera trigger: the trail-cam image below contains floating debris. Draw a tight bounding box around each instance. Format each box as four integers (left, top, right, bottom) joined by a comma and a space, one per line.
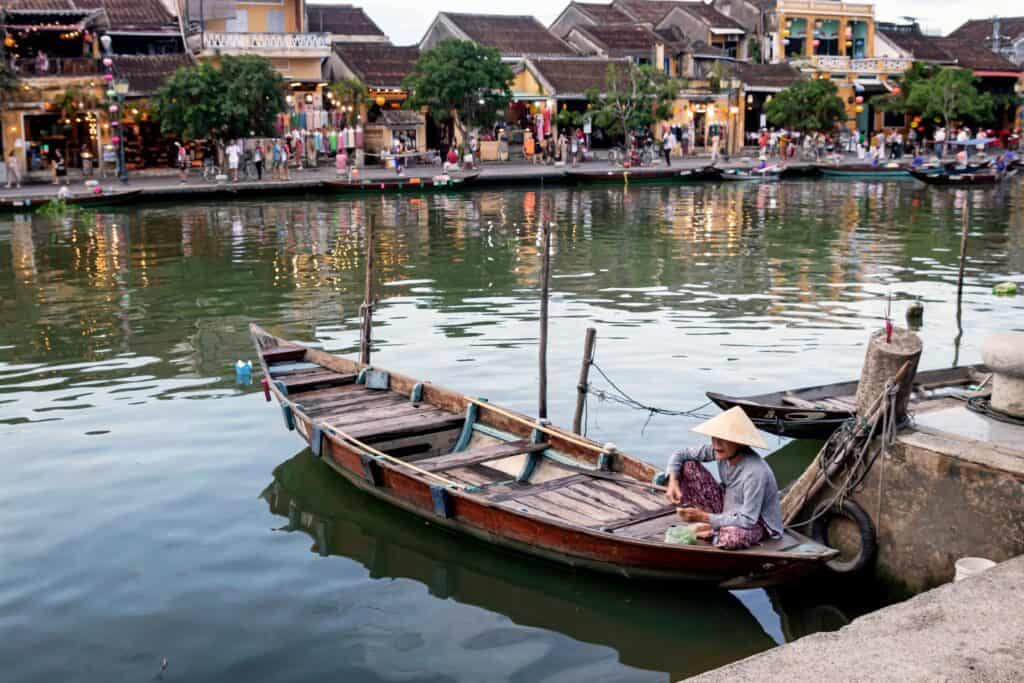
993, 282, 1018, 296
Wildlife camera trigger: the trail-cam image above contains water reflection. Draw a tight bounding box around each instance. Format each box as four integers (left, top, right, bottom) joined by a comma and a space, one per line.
261, 450, 776, 680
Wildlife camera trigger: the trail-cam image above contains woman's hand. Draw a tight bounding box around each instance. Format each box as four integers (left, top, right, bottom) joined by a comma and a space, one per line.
676, 507, 709, 524
666, 475, 682, 505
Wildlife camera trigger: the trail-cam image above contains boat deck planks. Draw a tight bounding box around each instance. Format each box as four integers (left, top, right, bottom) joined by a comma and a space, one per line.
418, 440, 549, 473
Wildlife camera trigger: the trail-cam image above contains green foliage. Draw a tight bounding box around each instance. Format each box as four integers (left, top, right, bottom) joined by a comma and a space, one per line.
584, 63, 680, 144
0, 63, 19, 103
766, 78, 846, 132
747, 37, 762, 64
36, 198, 94, 220
875, 62, 937, 114
403, 40, 513, 139
55, 88, 99, 119
329, 78, 367, 125
555, 108, 585, 130
905, 68, 994, 129
152, 56, 286, 142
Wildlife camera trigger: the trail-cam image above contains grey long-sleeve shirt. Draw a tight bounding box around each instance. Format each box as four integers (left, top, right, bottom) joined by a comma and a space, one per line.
667, 445, 784, 538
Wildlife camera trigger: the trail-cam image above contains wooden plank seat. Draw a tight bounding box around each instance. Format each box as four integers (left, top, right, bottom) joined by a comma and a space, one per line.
263, 347, 306, 364
417, 440, 550, 473
279, 371, 357, 394
267, 362, 324, 377
303, 390, 406, 418
339, 410, 465, 443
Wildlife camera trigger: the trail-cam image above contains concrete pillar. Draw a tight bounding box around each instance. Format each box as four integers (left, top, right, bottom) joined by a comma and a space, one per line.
855, 327, 922, 420
981, 332, 1024, 417
806, 16, 815, 58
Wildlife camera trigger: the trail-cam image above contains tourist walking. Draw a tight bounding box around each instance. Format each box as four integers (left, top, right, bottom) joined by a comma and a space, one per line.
280, 139, 291, 180
5, 150, 21, 188
710, 124, 722, 164
253, 141, 264, 181
570, 128, 580, 168
175, 142, 188, 183
934, 126, 947, 159
662, 127, 676, 167
50, 148, 67, 185
225, 140, 241, 182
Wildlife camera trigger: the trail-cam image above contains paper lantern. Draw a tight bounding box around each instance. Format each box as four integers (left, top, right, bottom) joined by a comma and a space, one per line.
855, 105, 864, 113
782, 39, 790, 46
102, 57, 113, 67
104, 72, 114, 82
890, 86, 901, 95
110, 121, 118, 127
375, 95, 385, 106
934, 116, 941, 123
855, 95, 864, 104
108, 104, 119, 113
813, 39, 821, 47
111, 135, 120, 144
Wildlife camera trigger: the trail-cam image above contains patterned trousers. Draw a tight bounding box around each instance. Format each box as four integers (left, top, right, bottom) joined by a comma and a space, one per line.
679, 461, 766, 550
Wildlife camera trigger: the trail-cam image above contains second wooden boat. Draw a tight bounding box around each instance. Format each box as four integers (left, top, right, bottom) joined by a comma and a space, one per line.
817, 164, 909, 178
707, 364, 990, 440
321, 172, 480, 194
1, 188, 143, 212
251, 324, 837, 587
909, 169, 1016, 187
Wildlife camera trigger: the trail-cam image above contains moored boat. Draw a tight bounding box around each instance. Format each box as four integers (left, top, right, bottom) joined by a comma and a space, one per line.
909, 169, 1016, 187
566, 167, 680, 183
251, 323, 837, 587
321, 172, 480, 194
721, 167, 781, 182
1, 188, 144, 211
816, 164, 910, 178
707, 364, 990, 440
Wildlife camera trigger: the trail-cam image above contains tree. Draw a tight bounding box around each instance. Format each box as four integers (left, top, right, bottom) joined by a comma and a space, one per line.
328, 78, 367, 126
152, 56, 285, 143
766, 77, 846, 132
905, 68, 994, 130
0, 62, 20, 106
403, 40, 513, 155
585, 63, 680, 146
875, 61, 937, 116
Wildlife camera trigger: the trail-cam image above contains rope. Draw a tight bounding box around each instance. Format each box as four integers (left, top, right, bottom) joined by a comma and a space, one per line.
586, 360, 716, 434
966, 396, 1024, 426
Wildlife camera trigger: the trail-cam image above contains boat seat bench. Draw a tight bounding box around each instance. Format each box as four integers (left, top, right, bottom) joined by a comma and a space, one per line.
417, 440, 550, 473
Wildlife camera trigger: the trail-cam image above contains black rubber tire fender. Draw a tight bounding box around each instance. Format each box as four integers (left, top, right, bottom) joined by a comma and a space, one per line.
811, 499, 878, 574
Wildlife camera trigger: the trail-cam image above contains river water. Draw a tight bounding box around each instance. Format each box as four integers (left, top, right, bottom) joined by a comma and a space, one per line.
2, 179, 1022, 681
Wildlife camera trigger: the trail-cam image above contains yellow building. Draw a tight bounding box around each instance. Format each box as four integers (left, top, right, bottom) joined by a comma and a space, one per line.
767, 1, 911, 133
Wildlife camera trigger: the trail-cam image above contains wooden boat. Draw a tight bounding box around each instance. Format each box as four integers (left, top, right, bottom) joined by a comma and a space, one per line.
1, 188, 143, 211
720, 168, 781, 182
676, 166, 723, 182
817, 164, 909, 178
251, 323, 837, 587
707, 364, 990, 440
567, 167, 680, 183
321, 172, 480, 194
909, 169, 1015, 187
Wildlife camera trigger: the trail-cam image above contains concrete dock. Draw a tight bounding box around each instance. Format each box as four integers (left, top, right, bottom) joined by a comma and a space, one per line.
689, 555, 1024, 682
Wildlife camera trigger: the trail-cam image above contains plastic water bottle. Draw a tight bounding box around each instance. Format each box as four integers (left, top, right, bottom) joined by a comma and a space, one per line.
235, 360, 252, 385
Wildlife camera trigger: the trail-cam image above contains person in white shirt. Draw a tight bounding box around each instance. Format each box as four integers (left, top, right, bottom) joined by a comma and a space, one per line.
225, 140, 241, 182
662, 128, 676, 167
934, 127, 947, 158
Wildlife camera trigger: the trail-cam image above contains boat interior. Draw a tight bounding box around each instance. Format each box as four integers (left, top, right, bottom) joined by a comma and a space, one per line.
260, 342, 824, 557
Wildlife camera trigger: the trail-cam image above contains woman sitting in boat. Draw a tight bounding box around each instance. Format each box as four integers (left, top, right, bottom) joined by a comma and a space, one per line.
666, 407, 784, 550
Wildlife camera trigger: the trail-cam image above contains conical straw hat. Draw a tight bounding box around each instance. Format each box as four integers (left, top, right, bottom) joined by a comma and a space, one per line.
692, 406, 768, 449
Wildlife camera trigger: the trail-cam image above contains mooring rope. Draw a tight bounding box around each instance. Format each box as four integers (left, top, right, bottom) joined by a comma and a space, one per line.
581, 343, 716, 436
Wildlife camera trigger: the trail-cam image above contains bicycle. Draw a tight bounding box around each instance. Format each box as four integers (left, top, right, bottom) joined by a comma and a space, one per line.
608, 145, 654, 168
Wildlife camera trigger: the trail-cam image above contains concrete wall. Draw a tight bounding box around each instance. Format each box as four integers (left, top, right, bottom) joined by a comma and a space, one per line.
807, 409, 1024, 597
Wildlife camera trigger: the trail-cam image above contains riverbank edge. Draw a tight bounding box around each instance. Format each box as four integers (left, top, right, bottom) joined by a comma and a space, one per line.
687, 554, 1024, 682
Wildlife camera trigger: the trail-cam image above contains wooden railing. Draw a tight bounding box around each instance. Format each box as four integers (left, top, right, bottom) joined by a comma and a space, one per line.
12, 57, 101, 77
196, 32, 331, 51
789, 55, 912, 73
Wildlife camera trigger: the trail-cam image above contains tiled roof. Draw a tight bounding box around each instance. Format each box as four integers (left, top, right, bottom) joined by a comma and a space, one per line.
529, 57, 631, 96
677, 2, 746, 31
306, 3, 386, 37
655, 25, 689, 51
731, 62, 802, 89
572, 2, 632, 24
113, 53, 192, 94
949, 17, 1024, 44
689, 40, 727, 57
573, 24, 659, 56
4, 0, 175, 31
443, 13, 576, 57
877, 27, 955, 63
333, 43, 420, 88
935, 38, 1021, 72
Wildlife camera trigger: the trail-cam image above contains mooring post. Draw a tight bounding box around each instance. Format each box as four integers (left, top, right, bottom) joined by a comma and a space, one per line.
572, 327, 597, 434
538, 214, 551, 420
954, 200, 969, 365
360, 215, 374, 366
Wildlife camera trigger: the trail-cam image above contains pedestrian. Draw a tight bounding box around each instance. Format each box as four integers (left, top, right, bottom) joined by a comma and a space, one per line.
570, 128, 580, 168
662, 127, 676, 167
5, 150, 21, 188
906, 127, 917, 156
893, 130, 904, 159
225, 139, 241, 182
271, 140, 281, 180
280, 139, 290, 180
934, 126, 947, 159
50, 148, 67, 185
710, 125, 721, 164
392, 137, 404, 176
175, 142, 188, 183
253, 141, 264, 180
335, 146, 348, 178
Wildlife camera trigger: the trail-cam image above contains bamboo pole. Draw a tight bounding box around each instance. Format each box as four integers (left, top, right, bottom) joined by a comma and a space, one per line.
954, 199, 969, 366
466, 397, 606, 454
538, 194, 551, 420
572, 327, 597, 434
360, 215, 374, 365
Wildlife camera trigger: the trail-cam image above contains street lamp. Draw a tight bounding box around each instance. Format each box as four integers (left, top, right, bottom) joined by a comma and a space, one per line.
114, 78, 130, 183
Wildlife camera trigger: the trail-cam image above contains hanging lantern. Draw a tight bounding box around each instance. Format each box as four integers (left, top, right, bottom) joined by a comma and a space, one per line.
110, 121, 119, 127
104, 72, 114, 82
855, 105, 864, 113
102, 57, 113, 67
111, 135, 120, 144
782, 30, 790, 37
106, 89, 116, 98
108, 104, 118, 113
375, 95, 386, 106
934, 116, 942, 123
813, 39, 821, 47
782, 39, 790, 46
890, 86, 901, 95
855, 95, 864, 104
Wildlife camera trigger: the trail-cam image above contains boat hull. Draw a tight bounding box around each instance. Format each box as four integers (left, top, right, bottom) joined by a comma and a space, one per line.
910, 170, 1011, 187
321, 173, 479, 194
251, 324, 835, 587
818, 165, 909, 178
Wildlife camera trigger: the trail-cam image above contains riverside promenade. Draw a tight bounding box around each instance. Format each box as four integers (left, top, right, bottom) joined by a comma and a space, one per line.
689, 555, 1024, 682
0, 154, 798, 205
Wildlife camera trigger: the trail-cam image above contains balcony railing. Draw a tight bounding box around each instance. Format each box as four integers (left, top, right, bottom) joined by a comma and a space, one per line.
790, 55, 912, 73
12, 57, 101, 78
192, 32, 331, 52
776, 0, 874, 17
